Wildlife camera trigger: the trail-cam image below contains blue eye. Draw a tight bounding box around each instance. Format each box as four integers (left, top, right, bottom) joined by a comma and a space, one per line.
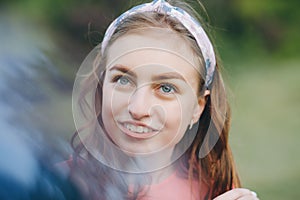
160, 84, 176, 93
117, 76, 130, 85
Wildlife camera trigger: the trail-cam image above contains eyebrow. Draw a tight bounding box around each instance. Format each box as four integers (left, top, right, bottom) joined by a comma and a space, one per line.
109, 65, 137, 78
109, 64, 187, 82
152, 72, 186, 82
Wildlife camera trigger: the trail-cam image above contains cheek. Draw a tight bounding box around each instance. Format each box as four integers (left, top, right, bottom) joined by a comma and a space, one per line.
165, 96, 195, 125
101, 84, 125, 134
163, 102, 187, 139
164, 98, 195, 142
102, 85, 113, 117
102, 83, 129, 117
101, 86, 113, 132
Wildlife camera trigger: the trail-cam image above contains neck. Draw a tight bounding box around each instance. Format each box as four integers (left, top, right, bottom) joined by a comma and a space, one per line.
124, 147, 179, 185
126, 162, 178, 186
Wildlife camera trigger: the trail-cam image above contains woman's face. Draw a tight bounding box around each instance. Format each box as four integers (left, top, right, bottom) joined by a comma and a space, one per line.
102, 29, 205, 156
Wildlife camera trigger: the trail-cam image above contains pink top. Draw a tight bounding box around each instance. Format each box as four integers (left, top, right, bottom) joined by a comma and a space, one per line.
57, 158, 208, 200
139, 172, 208, 200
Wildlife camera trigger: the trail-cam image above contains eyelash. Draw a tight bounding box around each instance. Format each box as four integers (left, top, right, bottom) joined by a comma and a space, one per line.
157, 83, 178, 94
111, 75, 133, 85
111, 75, 178, 94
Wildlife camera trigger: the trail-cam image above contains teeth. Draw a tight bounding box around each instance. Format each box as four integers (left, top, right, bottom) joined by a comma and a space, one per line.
125, 123, 152, 133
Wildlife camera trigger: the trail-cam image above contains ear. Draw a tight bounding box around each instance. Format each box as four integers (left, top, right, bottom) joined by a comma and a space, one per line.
191, 90, 210, 125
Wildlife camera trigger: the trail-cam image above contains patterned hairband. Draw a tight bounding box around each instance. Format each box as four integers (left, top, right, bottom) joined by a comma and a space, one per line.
101, 0, 216, 89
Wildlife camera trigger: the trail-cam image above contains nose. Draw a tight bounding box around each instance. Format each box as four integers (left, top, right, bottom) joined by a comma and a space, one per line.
128, 86, 152, 120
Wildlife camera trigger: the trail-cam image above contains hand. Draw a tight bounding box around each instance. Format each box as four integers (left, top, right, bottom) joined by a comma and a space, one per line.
213, 188, 259, 200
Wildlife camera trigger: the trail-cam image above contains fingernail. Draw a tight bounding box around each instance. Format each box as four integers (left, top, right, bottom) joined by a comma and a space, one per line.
251, 191, 257, 197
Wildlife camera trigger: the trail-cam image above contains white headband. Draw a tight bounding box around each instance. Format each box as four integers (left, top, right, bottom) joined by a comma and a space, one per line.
101, 0, 216, 89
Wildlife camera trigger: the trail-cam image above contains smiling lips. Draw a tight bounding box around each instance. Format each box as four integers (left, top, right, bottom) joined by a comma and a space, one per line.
119, 122, 159, 139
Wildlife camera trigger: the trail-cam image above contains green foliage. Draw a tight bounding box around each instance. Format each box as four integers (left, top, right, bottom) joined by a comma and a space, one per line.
202, 0, 300, 61
3, 0, 299, 61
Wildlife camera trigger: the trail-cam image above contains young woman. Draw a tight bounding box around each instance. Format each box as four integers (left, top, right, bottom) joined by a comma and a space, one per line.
70, 0, 259, 199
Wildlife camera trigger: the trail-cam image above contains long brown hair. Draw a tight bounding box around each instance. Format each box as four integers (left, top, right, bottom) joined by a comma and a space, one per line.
71, 0, 240, 199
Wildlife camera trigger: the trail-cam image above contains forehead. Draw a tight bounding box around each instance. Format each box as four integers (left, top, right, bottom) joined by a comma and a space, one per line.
106, 28, 200, 74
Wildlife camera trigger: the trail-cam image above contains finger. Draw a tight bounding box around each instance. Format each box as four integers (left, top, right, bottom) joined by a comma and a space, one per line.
213, 188, 253, 200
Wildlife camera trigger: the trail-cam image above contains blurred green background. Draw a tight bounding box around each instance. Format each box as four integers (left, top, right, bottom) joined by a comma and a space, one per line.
0, 0, 299, 199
